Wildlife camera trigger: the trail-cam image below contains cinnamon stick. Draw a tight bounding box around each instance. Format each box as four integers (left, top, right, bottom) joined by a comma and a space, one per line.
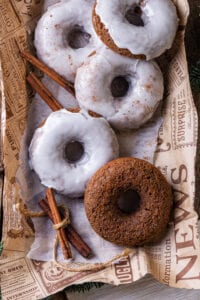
21, 51, 75, 96
27, 71, 99, 118
46, 188, 72, 259
39, 199, 53, 220
39, 199, 92, 258
27, 72, 63, 111
66, 224, 92, 258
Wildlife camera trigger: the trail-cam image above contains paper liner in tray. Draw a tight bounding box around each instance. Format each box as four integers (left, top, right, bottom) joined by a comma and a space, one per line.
1, 1, 200, 299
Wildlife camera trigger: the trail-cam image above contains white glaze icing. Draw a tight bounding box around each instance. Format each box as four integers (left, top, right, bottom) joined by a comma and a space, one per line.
95, 0, 178, 60
75, 48, 164, 130
29, 109, 119, 196
34, 0, 101, 82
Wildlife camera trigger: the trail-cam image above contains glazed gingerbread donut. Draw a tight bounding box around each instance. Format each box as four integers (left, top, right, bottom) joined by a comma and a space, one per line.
75, 48, 164, 130
85, 157, 172, 246
29, 109, 119, 197
92, 0, 178, 60
34, 0, 101, 82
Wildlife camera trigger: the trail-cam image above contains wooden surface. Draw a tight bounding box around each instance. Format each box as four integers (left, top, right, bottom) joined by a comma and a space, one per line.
67, 275, 200, 300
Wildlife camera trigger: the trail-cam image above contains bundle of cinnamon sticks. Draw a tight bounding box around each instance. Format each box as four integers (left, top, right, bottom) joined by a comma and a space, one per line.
40, 188, 92, 259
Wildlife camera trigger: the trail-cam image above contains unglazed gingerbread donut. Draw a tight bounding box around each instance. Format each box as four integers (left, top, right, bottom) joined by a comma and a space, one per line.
84, 157, 172, 246
92, 0, 178, 60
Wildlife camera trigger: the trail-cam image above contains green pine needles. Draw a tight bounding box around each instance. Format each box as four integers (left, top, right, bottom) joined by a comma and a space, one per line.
0, 241, 3, 255
190, 59, 200, 91
45, 283, 105, 299
65, 282, 105, 293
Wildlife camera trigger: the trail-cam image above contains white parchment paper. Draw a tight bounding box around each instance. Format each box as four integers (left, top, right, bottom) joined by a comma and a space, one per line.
16, 74, 162, 263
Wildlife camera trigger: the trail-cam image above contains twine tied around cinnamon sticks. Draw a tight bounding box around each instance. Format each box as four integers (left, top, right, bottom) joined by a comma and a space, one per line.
17, 191, 133, 273
16, 198, 70, 229
17, 188, 93, 260
52, 206, 70, 231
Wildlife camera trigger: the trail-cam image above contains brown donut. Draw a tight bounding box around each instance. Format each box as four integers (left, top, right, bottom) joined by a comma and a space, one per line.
84, 157, 172, 247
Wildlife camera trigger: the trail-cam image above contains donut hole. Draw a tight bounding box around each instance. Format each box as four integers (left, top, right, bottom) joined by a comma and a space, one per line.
64, 140, 84, 163
67, 25, 91, 49
117, 189, 141, 214
110, 76, 130, 98
125, 6, 144, 27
